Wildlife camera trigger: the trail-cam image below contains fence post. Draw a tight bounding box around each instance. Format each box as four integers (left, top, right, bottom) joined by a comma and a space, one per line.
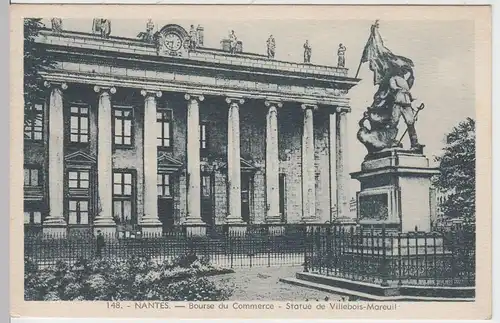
381, 223, 389, 287
303, 228, 309, 273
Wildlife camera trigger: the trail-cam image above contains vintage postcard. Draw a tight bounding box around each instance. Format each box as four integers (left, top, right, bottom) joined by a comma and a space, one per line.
10, 4, 492, 320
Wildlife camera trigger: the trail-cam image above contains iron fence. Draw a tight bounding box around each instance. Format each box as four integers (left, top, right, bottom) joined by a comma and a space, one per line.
305, 225, 475, 287
24, 224, 331, 268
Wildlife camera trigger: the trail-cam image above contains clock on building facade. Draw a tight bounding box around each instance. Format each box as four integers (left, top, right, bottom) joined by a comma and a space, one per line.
157, 24, 190, 57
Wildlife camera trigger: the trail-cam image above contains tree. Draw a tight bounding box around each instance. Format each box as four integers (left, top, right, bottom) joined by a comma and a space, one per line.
24, 18, 55, 130
433, 117, 476, 220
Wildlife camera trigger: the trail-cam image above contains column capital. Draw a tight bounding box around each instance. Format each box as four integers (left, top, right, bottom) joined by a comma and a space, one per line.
336, 106, 351, 114
301, 103, 318, 111
94, 85, 116, 94
226, 97, 245, 105
264, 100, 283, 108
44, 81, 68, 90
184, 93, 204, 102
141, 89, 162, 98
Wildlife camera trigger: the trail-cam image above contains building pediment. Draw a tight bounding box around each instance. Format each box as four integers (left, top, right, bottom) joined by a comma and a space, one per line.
64, 150, 96, 165
157, 153, 183, 173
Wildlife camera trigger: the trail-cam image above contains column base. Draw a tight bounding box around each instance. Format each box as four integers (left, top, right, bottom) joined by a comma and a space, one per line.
226, 223, 247, 235
42, 223, 67, 238
140, 221, 163, 237
183, 218, 207, 237
93, 224, 117, 238
267, 224, 285, 236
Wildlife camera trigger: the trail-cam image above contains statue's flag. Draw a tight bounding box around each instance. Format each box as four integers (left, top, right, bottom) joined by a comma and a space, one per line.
356, 21, 414, 86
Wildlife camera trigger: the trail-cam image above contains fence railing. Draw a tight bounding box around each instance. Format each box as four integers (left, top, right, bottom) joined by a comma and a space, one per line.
24, 224, 333, 268
305, 225, 475, 287
24, 223, 475, 287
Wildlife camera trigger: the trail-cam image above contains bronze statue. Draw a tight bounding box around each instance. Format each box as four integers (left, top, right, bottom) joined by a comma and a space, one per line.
357, 21, 424, 154
266, 35, 276, 59
303, 40, 311, 63
92, 19, 111, 38
50, 18, 63, 33
337, 43, 346, 67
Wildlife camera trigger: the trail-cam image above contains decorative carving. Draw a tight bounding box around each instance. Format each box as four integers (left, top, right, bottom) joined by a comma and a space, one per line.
92, 19, 111, 38
184, 93, 204, 102
303, 40, 312, 63
141, 89, 162, 98
264, 100, 283, 108
266, 35, 276, 59
93, 85, 116, 94
226, 97, 244, 105
188, 25, 198, 50
337, 43, 346, 68
196, 25, 204, 46
50, 18, 63, 33
44, 81, 68, 90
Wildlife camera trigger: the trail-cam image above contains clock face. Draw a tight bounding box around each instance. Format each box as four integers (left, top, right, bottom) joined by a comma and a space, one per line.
164, 33, 183, 51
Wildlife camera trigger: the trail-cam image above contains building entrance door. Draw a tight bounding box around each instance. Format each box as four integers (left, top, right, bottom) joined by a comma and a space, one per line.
158, 198, 174, 232
241, 172, 252, 223
200, 174, 214, 227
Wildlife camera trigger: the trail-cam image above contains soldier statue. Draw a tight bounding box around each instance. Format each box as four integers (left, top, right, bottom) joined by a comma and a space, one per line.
92, 18, 111, 38
266, 35, 276, 59
357, 21, 424, 153
303, 40, 312, 63
50, 18, 63, 33
337, 43, 346, 67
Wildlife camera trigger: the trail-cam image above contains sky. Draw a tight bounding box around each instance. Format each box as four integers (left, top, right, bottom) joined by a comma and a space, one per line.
41, 18, 475, 195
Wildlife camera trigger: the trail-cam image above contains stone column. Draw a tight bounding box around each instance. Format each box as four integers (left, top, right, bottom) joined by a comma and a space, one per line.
265, 100, 282, 224
141, 89, 163, 236
43, 81, 68, 236
336, 106, 352, 221
93, 85, 117, 236
301, 104, 317, 223
329, 113, 337, 222
184, 93, 206, 236
226, 97, 246, 233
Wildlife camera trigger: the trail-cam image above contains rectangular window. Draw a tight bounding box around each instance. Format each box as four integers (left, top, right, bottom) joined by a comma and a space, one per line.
157, 173, 171, 197
69, 105, 89, 143
200, 123, 208, 150
201, 175, 211, 198
157, 110, 172, 148
113, 107, 134, 146
24, 167, 41, 187
68, 170, 90, 189
68, 200, 89, 224
24, 104, 43, 141
24, 211, 42, 224
113, 171, 134, 224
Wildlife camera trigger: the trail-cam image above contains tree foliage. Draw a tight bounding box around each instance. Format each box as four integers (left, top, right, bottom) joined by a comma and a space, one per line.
433, 117, 476, 219
24, 18, 54, 125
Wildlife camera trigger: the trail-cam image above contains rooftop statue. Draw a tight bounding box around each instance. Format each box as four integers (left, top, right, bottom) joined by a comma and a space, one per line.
229, 30, 238, 54
137, 19, 155, 43
266, 35, 276, 59
337, 43, 346, 67
303, 40, 312, 63
92, 18, 111, 38
189, 24, 198, 50
50, 18, 63, 33
356, 21, 425, 154
196, 25, 204, 47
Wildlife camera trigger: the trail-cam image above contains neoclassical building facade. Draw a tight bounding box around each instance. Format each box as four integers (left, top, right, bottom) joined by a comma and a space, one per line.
23, 23, 359, 236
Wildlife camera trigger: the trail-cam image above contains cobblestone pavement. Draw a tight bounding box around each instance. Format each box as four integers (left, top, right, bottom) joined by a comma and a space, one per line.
207, 265, 343, 301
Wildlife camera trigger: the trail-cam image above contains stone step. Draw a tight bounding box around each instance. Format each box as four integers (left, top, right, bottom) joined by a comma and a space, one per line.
279, 277, 475, 302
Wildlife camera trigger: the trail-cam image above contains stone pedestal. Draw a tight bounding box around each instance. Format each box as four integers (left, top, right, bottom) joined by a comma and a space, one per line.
350, 149, 439, 233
